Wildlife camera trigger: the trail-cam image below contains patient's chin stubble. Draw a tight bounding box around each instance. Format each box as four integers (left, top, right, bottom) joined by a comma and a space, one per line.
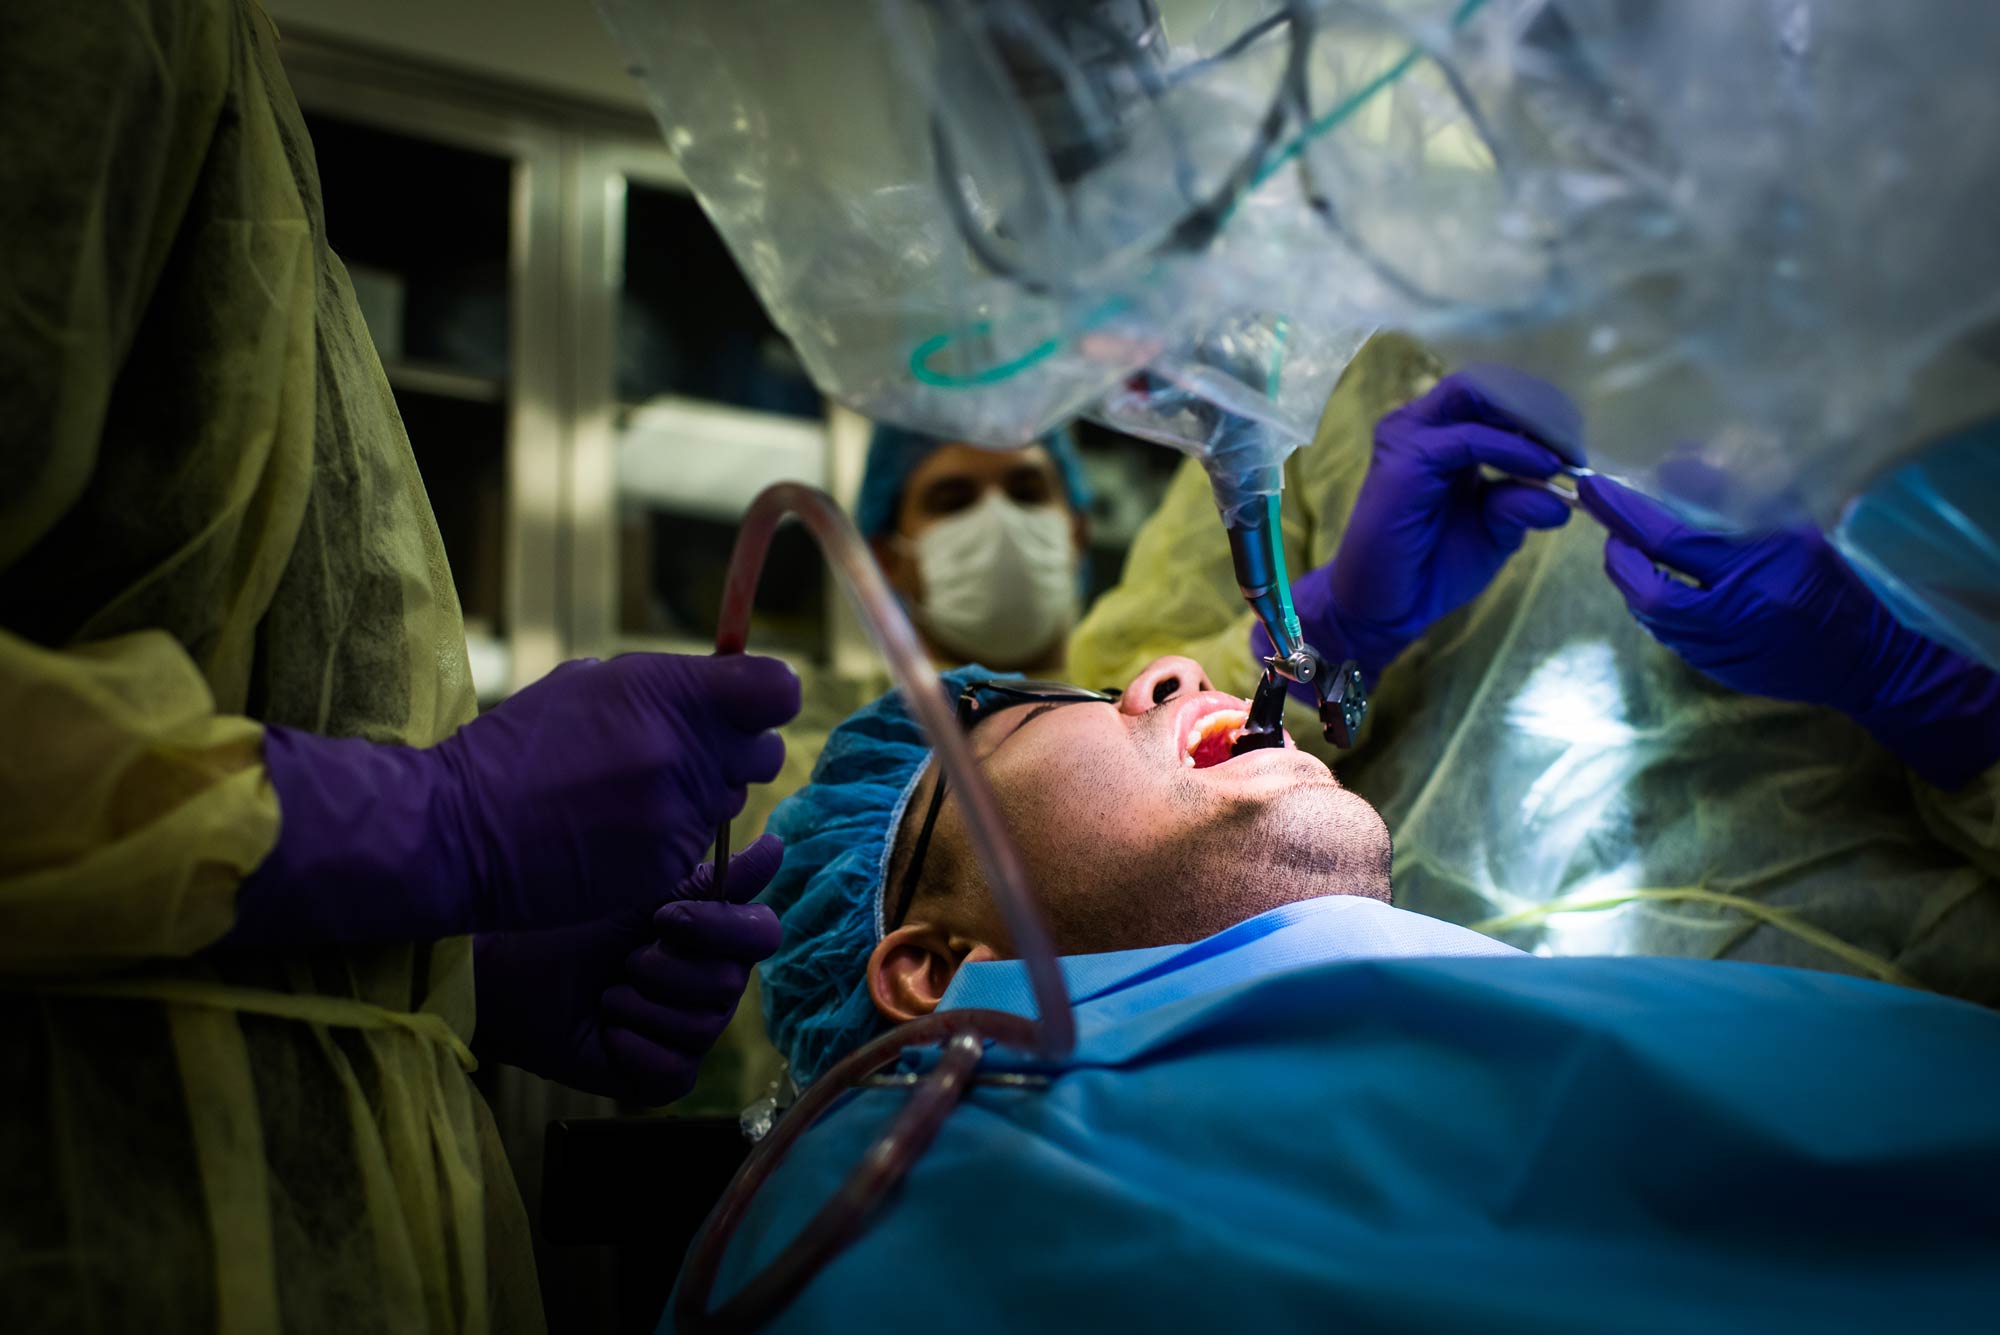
951, 708, 1394, 954
1024, 780, 1393, 954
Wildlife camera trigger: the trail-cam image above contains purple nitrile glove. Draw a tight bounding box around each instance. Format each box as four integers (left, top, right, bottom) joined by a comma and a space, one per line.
472, 834, 787, 1105
1253, 369, 1578, 685
227, 653, 800, 947
1580, 473, 2000, 789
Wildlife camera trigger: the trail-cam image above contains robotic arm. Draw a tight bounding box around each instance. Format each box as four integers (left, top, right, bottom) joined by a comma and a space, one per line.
1222, 487, 1367, 753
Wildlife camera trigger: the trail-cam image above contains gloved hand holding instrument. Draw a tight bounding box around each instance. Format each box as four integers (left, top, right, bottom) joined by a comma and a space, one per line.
1250, 369, 1581, 699
227, 651, 801, 946
1580, 474, 2000, 790
471, 835, 786, 1105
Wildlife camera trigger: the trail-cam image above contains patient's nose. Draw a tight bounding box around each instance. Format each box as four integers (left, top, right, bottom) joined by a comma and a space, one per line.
1121, 656, 1213, 714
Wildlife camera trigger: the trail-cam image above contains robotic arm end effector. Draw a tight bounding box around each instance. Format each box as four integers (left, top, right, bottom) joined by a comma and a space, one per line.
1234, 650, 1367, 755
1224, 497, 1368, 753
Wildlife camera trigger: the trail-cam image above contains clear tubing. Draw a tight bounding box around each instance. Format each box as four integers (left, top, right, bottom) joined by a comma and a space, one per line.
714, 482, 1075, 1056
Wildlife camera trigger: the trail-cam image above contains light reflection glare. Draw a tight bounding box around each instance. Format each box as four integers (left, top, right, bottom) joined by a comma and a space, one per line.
1506, 639, 1642, 857
1504, 639, 1635, 748
1479, 641, 1648, 948
1533, 864, 1645, 956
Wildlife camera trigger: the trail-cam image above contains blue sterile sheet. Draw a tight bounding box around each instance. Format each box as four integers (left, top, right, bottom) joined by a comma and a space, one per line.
673, 897, 2000, 1333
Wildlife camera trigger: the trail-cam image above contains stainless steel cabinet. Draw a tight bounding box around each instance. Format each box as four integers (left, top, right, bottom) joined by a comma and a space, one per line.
566, 143, 847, 665
283, 39, 848, 700
284, 37, 1176, 702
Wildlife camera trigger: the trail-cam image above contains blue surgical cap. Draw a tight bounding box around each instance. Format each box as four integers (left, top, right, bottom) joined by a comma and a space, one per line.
854, 424, 1094, 540
761, 664, 1007, 1087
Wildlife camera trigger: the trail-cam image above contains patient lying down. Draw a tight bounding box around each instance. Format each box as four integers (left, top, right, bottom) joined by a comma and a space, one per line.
868, 654, 1393, 1028
714, 655, 2000, 1334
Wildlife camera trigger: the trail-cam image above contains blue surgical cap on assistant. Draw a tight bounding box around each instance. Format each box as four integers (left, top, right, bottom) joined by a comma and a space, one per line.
854, 424, 1094, 540
760, 664, 1007, 1087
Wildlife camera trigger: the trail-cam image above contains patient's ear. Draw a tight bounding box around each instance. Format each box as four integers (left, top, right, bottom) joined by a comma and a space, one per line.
867, 923, 1000, 1023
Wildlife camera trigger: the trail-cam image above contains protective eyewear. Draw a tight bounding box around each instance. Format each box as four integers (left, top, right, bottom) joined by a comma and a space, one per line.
885, 679, 1119, 931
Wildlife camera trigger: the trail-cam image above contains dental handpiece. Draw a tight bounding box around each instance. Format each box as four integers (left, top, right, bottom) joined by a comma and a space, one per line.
1223, 492, 1368, 754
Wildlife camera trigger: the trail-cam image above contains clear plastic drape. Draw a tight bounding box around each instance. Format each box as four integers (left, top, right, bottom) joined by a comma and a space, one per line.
600, 0, 2000, 657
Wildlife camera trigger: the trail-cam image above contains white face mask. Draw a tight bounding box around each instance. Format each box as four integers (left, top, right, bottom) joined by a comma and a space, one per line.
904, 492, 1080, 667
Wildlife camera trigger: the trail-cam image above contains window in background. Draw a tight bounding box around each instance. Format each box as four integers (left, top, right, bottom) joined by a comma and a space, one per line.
612, 181, 832, 660
618, 185, 822, 418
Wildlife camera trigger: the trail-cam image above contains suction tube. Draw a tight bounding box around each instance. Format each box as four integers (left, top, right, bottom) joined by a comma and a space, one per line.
711, 484, 1073, 1051
680, 483, 1075, 1333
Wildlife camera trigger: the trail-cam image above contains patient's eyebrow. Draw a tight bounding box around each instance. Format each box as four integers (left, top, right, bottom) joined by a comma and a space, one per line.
1010, 702, 1063, 732
973, 700, 1065, 752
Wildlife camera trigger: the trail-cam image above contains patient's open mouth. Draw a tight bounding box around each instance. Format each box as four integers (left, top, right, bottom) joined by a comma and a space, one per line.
1171, 690, 1302, 772
1184, 709, 1248, 769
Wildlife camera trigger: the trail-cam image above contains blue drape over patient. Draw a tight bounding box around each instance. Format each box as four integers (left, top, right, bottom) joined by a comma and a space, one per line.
674, 897, 2000, 1333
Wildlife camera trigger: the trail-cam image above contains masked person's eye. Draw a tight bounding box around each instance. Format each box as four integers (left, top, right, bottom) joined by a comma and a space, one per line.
1004, 469, 1056, 507
920, 477, 982, 516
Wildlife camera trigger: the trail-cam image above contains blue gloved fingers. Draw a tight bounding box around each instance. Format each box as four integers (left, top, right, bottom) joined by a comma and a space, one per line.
599, 983, 737, 1052
624, 946, 761, 1007
675, 780, 747, 833
712, 654, 804, 730
720, 832, 786, 903
1400, 370, 1586, 464
649, 900, 784, 963
661, 657, 789, 792
1579, 472, 1679, 545
1578, 474, 1743, 583
717, 728, 786, 788
1480, 481, 1573, 550
1406, 422, 1568, 482
675, 834, 786, 905
601, 1026, 703, 1106
1604, 535, 1708, 625
1446, 363, 1588, 464
405, 647, 810, 935
534, 656, 601, 685
674, 653, 803, 730
1320, 371, 1587, 685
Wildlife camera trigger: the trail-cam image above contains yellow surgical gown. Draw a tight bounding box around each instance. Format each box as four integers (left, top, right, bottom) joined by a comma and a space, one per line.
0, 2, 540, 1329
1070, 333, 2000, 1001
